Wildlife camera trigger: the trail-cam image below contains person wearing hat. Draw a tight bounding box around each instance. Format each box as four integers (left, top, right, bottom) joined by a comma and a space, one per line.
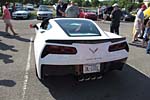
132, 4, 147, 42
110, 3, 122, 35
2, 2, 17, 36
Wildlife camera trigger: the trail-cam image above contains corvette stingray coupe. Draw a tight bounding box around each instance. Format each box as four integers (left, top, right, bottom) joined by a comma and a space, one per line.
32, 18, 129, 81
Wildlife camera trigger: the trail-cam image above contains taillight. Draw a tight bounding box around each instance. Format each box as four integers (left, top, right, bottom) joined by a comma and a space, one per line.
109, 42, 129, 52
41, 45, 77, 58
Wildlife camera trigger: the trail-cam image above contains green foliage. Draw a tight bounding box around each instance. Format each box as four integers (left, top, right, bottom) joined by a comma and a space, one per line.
91, 0, 99, 7
118, 0, 129, 8
43, 0, 50, 5
138, 0, 143, 3
72, 0, 84, 6
82, 0, 91, 7
148, 2, 150, 7
30, 12, 36, 17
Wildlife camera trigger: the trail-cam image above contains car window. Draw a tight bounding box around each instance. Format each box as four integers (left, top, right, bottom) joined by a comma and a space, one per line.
27, 4, 33, 6
47, 23, 52, 30
55, 20, 101, 37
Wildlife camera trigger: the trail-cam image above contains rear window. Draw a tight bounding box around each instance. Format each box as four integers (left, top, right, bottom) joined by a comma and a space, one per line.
55, 19, 101, 37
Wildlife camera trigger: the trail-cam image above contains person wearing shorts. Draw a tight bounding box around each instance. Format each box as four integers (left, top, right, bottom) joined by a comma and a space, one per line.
132, 4, 146, 42
2, 2, 17, 36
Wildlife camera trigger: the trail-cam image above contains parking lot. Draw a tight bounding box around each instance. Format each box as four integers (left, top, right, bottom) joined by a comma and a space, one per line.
0, 19, 150, 100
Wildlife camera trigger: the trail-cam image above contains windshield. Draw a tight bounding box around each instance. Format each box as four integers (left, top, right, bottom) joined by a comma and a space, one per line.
16, 7, 28, 11
39, 7, 51, 11
55, 19, 101, 37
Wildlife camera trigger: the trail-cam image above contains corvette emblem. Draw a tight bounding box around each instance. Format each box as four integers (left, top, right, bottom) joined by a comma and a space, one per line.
89, 48, 98, 54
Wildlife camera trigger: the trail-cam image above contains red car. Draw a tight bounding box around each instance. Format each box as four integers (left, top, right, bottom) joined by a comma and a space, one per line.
79, 8, 98, 20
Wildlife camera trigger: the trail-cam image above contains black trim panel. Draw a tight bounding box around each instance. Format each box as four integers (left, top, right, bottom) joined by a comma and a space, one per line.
45, 37, 126, 45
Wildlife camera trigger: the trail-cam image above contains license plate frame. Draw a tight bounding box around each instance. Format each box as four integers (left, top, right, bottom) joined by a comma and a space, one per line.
83, 63, 100, 74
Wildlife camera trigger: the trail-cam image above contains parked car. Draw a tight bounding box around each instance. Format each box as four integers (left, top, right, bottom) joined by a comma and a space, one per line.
15, 3, 23, 11
79, 8, 98, 20
37, 5, 53, 20
25, 3, 34, 10
12, 8, 31, 19
31, 18, 129, 81
121, 10, 135, 22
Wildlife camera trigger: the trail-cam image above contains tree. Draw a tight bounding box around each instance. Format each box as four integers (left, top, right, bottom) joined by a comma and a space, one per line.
72, 0, 84, 7
82, 0, 91, 7
118, 0, 129, 8
91, 0, 99, 7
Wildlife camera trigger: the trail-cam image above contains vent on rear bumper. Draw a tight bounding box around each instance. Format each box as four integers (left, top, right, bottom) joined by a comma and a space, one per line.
41, 45, 77, 58
109, 42, 129, 52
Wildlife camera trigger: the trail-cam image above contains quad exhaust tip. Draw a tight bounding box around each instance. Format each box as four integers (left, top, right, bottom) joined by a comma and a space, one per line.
78, 74, 103, 82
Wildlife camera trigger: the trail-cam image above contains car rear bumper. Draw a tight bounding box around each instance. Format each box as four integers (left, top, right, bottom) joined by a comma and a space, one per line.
41, 57, 127, 76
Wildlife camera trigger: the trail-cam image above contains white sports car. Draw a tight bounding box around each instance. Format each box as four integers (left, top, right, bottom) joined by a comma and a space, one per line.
32, 18, 129, 81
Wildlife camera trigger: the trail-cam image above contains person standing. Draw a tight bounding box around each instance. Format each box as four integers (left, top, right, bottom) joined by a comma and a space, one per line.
146, 37, 150, 54
142, 20, 150, 54
97, 5, 102, 19
132, 4, 146, 42
2, 2, 17, 36
65, 1, 79, 18
110, 3, 122, 35
56, 0, 65, 17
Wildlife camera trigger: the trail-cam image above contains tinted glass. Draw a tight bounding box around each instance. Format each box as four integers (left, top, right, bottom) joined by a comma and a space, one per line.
55, 20, 101, 37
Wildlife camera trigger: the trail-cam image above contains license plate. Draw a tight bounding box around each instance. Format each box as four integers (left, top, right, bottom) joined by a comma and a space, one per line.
83, 63, 100, 74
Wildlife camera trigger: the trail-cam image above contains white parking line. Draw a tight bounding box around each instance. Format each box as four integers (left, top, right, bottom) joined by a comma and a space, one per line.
128, 63, 150, 78
21, 37, 33, 100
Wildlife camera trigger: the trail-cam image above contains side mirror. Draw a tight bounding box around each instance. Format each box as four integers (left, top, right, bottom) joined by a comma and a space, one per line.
29, 24, 39, 30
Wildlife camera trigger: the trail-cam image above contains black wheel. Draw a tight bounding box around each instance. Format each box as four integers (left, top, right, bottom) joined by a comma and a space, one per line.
35, 64, 45, 81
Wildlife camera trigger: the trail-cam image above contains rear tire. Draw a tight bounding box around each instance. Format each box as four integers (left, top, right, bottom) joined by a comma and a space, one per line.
35, 64, 45, 81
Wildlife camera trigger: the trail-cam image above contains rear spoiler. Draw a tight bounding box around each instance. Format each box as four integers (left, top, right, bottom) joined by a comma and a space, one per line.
45, 37, 126, 44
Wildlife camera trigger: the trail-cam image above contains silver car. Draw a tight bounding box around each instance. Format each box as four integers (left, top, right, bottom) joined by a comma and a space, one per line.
37, 5, 53, 20
12, 8, 31, 19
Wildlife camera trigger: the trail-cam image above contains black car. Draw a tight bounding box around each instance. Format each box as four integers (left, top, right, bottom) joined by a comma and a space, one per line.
121, 10, 135, 22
